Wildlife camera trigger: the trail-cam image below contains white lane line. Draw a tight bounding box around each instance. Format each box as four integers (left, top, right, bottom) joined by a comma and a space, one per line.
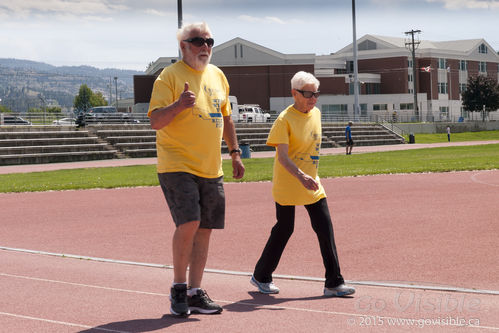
2, 246, 499, 296
0, 311, 130, 333
471, 170, 499, 187
1, 272, 498, 331
0, 272, 168, 297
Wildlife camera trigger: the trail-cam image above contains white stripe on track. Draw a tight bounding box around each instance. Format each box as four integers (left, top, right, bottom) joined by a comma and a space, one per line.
0, 311, 131, 333
2, 245, 499, 296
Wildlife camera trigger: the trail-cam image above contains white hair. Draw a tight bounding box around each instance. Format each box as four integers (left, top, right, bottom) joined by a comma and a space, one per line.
291, 71, 320, 90
176, 22, 212, 43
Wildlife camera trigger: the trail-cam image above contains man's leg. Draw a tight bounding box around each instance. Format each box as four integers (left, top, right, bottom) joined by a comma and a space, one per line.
188, 227, 212, 288
172, 220, 200, 283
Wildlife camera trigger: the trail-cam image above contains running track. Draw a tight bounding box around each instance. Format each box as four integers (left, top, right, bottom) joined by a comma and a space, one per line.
1, 143, 499, 332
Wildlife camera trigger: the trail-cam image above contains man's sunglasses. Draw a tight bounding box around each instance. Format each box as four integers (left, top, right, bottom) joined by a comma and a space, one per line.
296, 89, 320, 98
183, 37, 215, 47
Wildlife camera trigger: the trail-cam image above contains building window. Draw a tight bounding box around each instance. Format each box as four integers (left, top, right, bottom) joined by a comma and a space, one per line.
440, 106, 449, 118
459, 60, 467, 71
373, 104, 388, 111
479, 43, 488, 54
408, 74, 413, 82
400, 103, 414, 110
360, 104, 367, 117
479, 62, 487, 73
408, 59, 413, 68
322, 104, 348, 116
438, 58, 447, 69
459, 83, 467, 93
438, 82, 448, 94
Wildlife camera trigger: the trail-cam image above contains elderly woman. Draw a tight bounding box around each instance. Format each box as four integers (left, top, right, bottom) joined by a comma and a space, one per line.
250, 71, 355, 297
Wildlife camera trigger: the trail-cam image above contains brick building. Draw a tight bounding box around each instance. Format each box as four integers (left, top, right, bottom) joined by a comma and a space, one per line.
134, 35, 499, 122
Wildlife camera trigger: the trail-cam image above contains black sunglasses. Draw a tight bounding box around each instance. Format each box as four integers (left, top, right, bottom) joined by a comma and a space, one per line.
183, 37, 215, 47
296, 89, 320, 98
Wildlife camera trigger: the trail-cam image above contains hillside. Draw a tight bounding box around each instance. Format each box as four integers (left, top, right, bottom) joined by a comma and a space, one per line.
0, 58, 143, 113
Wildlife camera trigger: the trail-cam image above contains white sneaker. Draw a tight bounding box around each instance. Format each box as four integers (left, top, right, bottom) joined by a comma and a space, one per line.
324, 284, 355, 297
250, 275, 280, 294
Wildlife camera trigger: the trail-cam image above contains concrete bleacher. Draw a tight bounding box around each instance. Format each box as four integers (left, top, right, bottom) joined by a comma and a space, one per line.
0, 126, 118, 166
0, 122, 404, 165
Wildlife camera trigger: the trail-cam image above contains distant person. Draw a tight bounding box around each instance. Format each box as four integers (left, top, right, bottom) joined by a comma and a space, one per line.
447, 126, 451, 142
345, 121, 354, 155
148, 22, 245, 317
250, 71, 355, 298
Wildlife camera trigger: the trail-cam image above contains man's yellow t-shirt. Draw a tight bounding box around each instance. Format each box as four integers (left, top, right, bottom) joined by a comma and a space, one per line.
267, 105, 326, 206
148, 61, 231, 178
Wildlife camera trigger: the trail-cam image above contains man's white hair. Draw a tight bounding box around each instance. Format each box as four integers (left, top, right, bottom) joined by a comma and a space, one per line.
291, 71, 320, 90
176, 22, 212, 43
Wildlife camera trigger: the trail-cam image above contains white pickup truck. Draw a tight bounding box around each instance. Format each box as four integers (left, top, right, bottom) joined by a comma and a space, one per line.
238, 105, 271, 123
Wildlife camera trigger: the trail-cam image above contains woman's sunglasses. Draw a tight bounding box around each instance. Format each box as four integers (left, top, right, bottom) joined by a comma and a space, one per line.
296, 89, 320, 98
183, 37, 215, 48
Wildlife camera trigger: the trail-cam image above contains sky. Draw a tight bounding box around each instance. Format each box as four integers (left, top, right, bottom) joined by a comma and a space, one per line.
0, 0, 498, 72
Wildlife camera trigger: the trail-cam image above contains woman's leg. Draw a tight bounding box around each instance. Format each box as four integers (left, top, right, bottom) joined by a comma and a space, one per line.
305, 198, 345, 288
253, 203, 295, 283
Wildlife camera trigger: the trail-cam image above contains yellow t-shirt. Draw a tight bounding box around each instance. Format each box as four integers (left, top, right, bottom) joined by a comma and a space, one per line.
267, 105, 326, 206
148, 61, 231, 178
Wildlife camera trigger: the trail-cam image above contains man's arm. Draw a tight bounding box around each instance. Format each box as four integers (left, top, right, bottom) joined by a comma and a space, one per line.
223, 115, 245, 179
276, 144, 319, 191
150, 82, 195, 130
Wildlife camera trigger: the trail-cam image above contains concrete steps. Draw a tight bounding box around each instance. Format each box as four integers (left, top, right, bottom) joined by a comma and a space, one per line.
0, 127, 118, 166
0, 122, 404, 165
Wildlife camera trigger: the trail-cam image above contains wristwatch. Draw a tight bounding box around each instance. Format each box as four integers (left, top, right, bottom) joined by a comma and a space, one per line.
229, 148, 241, 156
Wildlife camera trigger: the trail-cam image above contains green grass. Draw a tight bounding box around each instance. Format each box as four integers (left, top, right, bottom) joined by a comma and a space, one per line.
403, 130, 499, 144
1, 144, 498, 193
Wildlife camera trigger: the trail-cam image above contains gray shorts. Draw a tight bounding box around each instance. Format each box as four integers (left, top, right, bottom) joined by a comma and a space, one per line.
158, 172, 225, 229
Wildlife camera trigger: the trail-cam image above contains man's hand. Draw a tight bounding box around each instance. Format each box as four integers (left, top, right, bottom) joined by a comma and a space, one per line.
177, 82, 196, 110
231, 155, 245, 179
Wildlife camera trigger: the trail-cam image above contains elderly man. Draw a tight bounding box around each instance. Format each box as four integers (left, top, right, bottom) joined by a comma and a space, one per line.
148, 22, 245, 317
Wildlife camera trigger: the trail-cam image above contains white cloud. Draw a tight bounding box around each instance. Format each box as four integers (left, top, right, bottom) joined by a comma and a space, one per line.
237, 14, 288, 24
265, 16, 285, 24
426, 0, 499, 9
0, 0, 129, 18
143, 8, 170, 17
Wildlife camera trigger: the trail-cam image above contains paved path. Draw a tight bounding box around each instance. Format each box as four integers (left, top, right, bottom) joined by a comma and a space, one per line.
1, 140, 498, 175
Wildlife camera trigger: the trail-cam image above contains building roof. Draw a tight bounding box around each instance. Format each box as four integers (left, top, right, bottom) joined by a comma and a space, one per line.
334, 34, 499, 61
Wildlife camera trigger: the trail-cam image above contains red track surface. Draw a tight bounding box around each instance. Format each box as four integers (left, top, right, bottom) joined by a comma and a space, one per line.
1, 167, 498, 332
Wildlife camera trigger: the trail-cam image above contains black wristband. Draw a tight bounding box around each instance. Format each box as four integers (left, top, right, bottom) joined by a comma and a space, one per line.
229, 148, 241, 156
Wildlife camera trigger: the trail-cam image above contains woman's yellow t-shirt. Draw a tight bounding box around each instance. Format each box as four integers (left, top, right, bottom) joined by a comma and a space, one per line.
267, 105, 326, 206
148, 61, 230, 178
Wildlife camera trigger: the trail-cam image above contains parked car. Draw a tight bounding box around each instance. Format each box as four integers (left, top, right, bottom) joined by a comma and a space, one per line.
1, 115, 32, 125
52, 118, 76, 125
239, 105, 271, 123
85, 106, 132, 123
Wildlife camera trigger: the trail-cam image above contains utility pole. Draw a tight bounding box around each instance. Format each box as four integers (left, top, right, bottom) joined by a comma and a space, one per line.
352, 0, 360, 122
405, 29, 421, 121
177, 0, 183, 60
114, 77, 118, 110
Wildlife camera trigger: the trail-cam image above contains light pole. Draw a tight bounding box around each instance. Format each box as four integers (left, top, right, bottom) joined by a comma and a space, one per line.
178, 0, 183, 60
351, 0, 360, 122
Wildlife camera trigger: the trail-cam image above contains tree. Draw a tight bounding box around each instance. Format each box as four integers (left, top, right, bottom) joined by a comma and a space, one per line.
73, 84, 108, 113
0, 105, 13, 113
74, 84, 93, 113
461, 75, 499, 121
90, 91, 108, 107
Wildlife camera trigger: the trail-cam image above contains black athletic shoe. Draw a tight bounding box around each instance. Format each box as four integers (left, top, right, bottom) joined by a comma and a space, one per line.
188, 289, 223, 314
170, 284, 190, 317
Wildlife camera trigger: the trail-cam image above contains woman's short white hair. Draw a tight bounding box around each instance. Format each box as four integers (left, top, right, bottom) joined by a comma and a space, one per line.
176, 22, 212, 43
291, 71, 320, 90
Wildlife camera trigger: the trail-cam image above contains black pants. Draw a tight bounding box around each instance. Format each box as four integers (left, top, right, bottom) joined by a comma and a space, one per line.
253, 198, 345, 288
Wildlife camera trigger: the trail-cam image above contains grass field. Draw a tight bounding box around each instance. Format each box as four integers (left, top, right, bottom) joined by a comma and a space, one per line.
403, 130, 499, 143
1, 143, 498, 193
